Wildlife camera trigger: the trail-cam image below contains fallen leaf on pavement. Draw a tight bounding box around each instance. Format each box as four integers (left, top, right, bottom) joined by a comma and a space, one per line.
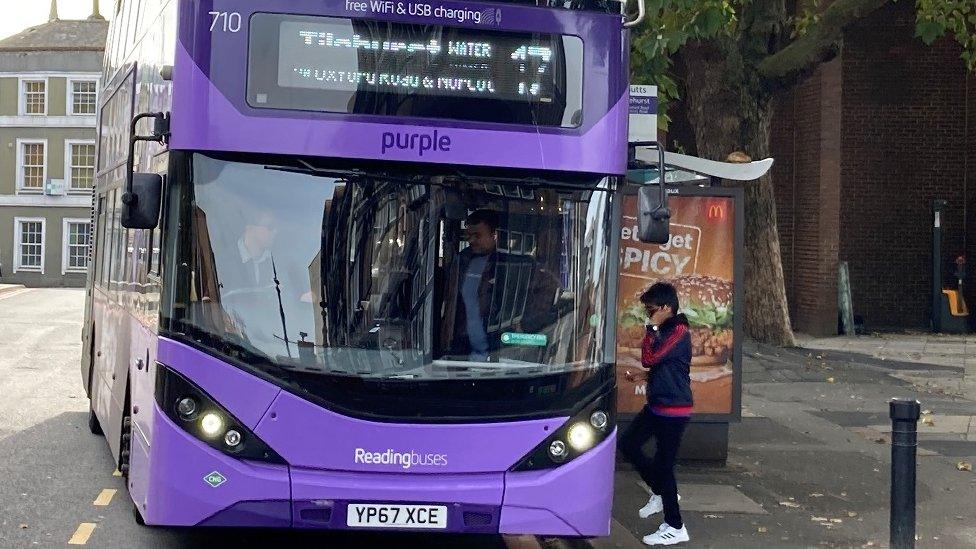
703, 514, 722, 519
811, 517, 828, 522
957, 461, 972, 472
922, 417, 935, 426
778, 501, 801, 508
921, 409, 932, 415
830, 518, 843, 523
809, 493, 824, 498
18, 524, 27, 529
826, 377, 836, 383
757, 526, 768, 533
848, 512, 858, 518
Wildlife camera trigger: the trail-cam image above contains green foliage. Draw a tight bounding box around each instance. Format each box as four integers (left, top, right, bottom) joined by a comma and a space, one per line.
630, 0, 976, 131
790, 0, 822, 38
915, 0, 976, 70
629, 0, 736, 128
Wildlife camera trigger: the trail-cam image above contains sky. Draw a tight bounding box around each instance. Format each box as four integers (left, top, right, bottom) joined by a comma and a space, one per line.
0, 1, 115, 41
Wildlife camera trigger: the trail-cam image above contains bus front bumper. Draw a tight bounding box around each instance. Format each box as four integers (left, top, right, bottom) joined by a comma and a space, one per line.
141, 403, 614, 537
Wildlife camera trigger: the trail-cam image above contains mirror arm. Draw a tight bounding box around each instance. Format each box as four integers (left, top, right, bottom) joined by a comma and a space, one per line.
124, 112, 170, 206
630, 140, 671, 222
623, 0, 646, 28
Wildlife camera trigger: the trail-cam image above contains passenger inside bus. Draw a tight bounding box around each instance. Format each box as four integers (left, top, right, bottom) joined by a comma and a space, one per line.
220, 209, 277, 295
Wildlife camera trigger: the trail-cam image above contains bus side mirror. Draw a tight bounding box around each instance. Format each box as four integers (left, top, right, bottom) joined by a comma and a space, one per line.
121, 173, 162, 229
637, 184, 671, 244
122, 111, 169, 229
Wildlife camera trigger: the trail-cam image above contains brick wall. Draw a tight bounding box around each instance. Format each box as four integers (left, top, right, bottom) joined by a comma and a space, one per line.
772, 2, 974, 332
771, 60, 843, 335
839, 2, 973, 329
771, 91, 796, 320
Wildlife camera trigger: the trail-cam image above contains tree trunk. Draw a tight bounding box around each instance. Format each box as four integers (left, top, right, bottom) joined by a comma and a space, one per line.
679, 40, 796, 347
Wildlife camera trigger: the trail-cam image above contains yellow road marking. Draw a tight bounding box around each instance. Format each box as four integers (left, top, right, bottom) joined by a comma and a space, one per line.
0, 288, 31, 301
67, 523, 96, 545
93, 489, 117, 506
112, 469, 122, 477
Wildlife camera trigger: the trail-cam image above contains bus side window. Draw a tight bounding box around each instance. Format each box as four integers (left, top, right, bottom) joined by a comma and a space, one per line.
101, 189, 116, 289
95, 195, 107, 289
112, 190, 125, 294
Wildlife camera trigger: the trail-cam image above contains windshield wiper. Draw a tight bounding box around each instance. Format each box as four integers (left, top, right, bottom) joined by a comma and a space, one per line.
265, 162, 420, 186
451, 169, 613, 192
266, 162, 610, 193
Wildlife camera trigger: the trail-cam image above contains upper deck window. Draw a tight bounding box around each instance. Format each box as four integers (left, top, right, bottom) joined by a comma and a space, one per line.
247, 14, 584, 128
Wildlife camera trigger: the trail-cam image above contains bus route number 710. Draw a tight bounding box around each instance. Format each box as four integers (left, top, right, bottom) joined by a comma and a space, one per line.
209, 11, 242, 33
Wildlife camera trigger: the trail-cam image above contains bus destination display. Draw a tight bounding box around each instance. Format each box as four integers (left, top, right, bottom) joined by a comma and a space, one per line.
278, 19, 569, 103
247, 14, 584, 127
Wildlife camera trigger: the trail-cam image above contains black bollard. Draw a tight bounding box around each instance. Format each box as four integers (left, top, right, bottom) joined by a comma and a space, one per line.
889, 398, 921, 549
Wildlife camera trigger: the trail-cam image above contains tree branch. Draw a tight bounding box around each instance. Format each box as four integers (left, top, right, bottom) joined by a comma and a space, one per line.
758, 0, 890, 86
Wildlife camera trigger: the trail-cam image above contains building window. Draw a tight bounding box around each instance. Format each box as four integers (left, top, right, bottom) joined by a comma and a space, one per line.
70, 80, 98, 115
16, 139, 47, 193
14, 218, 45, 273
66, 141, 96, 191
63, 219, 92, 274
21, 79, 47, 115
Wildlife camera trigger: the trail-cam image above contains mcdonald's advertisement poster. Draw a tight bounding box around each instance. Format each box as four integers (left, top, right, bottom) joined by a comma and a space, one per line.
616, 194, 736, 415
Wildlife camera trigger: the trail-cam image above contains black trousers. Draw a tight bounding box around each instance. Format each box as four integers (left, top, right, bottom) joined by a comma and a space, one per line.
619, 405, 689, 529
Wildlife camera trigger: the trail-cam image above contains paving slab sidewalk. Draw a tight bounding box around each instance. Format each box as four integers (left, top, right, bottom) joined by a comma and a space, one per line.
603, 341, 976, 549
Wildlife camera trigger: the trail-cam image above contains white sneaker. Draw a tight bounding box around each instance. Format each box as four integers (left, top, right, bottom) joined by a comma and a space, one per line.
643, 524, 689, 545
638, 495, 663, 518
638, 493, 682, 518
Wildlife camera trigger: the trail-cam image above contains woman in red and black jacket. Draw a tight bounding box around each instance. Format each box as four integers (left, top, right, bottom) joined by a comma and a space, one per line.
620, 282, 692, 546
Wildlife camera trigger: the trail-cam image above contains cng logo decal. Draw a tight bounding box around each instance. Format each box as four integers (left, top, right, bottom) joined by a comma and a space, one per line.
204, 471, 227, 488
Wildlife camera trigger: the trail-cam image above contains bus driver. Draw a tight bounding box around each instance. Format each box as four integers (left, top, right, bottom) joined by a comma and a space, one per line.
443, 209, 560, 361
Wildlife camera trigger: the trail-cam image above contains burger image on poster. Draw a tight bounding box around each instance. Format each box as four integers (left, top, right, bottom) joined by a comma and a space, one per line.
671, 274, 734, 366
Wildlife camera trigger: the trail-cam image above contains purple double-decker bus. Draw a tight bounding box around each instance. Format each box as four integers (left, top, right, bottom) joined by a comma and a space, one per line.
81, 0, 636, 536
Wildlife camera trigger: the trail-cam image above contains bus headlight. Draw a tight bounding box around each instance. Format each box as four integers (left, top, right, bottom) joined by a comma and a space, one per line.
548, 440, 568, 461
590, 410, 609, 431
155, 363, 284, 463
567, 422, 595, 452
511, 392, 615, 472
176, 397, 198, 419
224, 430, 242, 448
200, 413, 224, 437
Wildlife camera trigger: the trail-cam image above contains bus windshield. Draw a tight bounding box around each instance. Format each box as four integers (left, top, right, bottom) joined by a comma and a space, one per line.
164, 153, 614, 420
